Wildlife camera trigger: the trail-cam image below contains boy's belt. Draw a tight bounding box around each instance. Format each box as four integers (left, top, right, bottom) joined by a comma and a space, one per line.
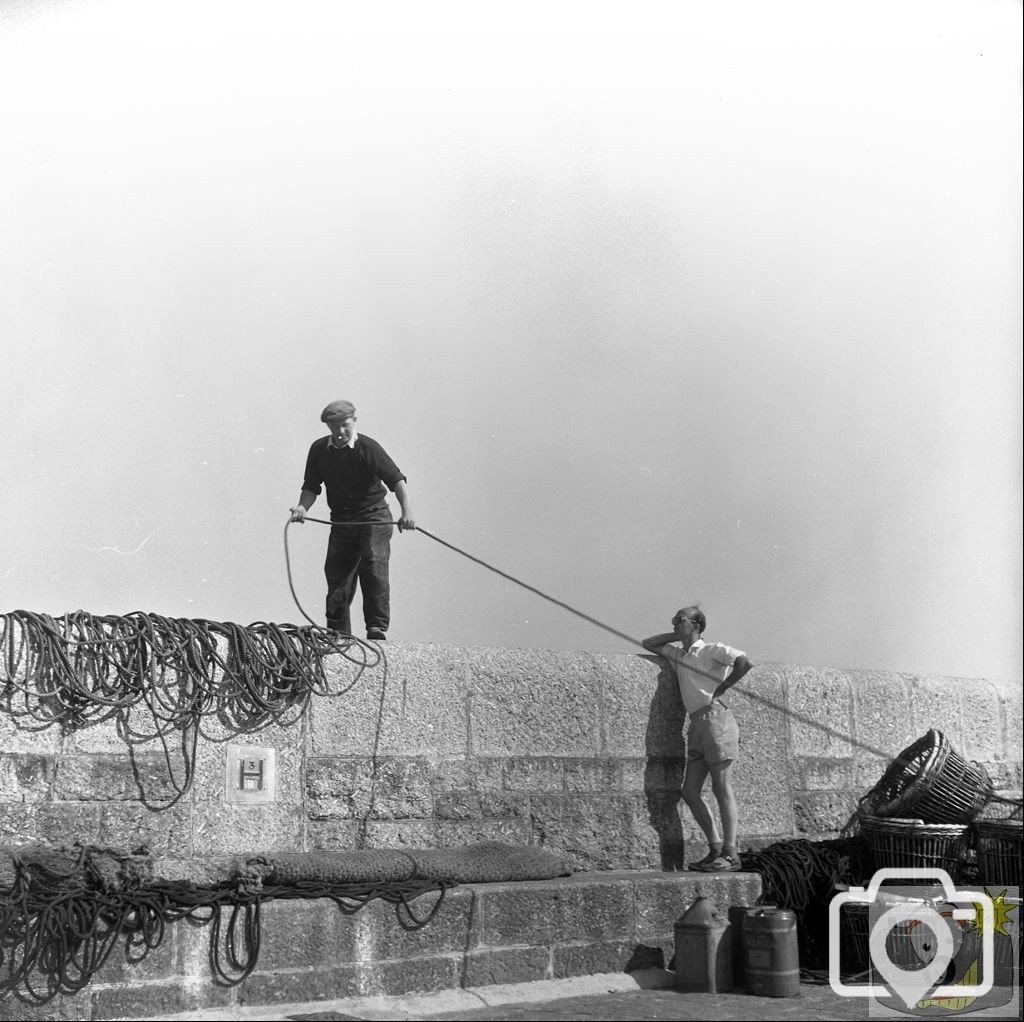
690, 701, 728, 719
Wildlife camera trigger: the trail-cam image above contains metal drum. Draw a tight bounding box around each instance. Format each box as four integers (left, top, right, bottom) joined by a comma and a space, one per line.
743, 906, 800, 997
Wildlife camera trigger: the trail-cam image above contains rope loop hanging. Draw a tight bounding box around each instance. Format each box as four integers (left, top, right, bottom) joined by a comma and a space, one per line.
0, 609, 385, 805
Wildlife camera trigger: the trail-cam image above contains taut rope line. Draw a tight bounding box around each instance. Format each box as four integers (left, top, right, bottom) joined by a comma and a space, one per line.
282, 517, 915, 758
284, 516, 731, 677
286, 516, 645, 648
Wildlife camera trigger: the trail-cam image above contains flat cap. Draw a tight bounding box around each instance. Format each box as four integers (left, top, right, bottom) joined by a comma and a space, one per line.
320, 399, 356, 422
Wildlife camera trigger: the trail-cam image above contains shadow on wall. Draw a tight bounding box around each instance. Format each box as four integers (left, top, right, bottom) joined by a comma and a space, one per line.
642, 656, 688, 870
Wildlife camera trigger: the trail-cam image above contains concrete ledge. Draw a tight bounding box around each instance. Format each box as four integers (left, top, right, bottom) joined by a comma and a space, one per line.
3, 870, 762, 1021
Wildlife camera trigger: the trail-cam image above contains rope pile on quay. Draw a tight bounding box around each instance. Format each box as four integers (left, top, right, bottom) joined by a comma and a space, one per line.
740, 837, 871, 975
0, 840, 571, 1006
0, 841, 448, 1004
0, 609, 382, 801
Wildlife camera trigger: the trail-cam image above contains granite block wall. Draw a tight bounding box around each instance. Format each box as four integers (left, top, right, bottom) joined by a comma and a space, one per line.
2, 638, 1021, 1018
2, 642, 1021, 867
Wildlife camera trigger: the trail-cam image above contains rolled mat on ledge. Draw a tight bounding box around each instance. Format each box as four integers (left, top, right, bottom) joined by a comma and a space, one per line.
1, 840, 574, 892
258, 841, 574, 885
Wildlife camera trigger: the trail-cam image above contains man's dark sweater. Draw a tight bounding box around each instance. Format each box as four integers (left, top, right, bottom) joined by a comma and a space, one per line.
301, 434, 406, 519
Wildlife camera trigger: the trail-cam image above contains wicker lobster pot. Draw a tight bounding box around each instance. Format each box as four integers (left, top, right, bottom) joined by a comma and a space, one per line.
858, 814, 970, 876
975, 819, 1023, 887
837, 900, 870, 974
860, 729, 992, 825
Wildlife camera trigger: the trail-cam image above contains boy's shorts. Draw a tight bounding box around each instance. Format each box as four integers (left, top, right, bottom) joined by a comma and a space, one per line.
686, 702, 739, 765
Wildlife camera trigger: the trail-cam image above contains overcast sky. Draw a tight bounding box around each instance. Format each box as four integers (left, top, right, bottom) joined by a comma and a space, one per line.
1, 0, 1020, 683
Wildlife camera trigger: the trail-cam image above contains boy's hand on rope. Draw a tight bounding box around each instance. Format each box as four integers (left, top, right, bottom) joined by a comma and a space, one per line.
397, 512, 416, 532
288, 506, 307, 523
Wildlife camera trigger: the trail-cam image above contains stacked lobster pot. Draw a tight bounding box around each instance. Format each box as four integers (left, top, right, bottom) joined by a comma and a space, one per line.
855, 729, 1003, 882
836, 730, 1021, 981
974, 817, 1023, 889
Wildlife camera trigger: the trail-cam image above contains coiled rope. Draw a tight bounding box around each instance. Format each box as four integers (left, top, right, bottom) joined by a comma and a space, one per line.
0, 845, 449, 1005
740, 837, 872, 978
0, 609, 383, 804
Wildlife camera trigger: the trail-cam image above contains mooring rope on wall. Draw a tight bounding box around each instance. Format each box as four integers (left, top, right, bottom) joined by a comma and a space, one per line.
0, 840, 570, 1005
0, 844, 450, 1005
0, 609, 384, 804
1, 609, 380, 724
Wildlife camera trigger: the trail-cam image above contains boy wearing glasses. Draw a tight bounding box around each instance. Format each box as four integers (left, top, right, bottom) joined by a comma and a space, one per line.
642, 606, 754, 871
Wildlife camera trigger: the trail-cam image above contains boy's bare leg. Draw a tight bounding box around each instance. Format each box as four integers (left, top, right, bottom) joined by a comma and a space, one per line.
682, 758, 722, 849
708, 760, 738, 853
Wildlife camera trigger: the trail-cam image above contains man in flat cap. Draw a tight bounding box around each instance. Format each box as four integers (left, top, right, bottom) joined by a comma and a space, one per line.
289, 400, 415, 641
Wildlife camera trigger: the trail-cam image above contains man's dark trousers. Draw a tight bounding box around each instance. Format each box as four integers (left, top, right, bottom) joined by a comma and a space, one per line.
324, 506, 393, 634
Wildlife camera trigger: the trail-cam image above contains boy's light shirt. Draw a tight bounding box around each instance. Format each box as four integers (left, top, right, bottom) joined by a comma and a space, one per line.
661, 638, 745, 714
328, 430, 359, 450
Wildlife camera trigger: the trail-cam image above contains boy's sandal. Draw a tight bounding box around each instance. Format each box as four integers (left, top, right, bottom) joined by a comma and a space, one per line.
687, 851, 722, 870
696, 854, 743, 872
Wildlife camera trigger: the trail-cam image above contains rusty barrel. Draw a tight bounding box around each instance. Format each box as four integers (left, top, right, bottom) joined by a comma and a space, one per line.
743, 906, 800, 997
